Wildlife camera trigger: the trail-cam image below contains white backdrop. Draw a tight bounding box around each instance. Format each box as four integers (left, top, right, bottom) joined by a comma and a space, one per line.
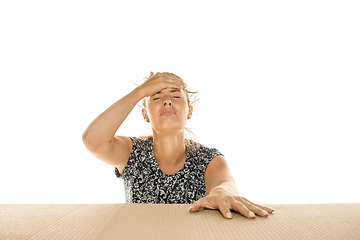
1, 0, 359, 204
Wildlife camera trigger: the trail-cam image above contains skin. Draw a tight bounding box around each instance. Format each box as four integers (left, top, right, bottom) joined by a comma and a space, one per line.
142, 84, 192, 174
82, 72, 274, 219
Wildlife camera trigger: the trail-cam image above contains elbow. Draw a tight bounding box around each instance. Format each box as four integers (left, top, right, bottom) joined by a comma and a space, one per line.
82, 130, 90, 144
82, 130, 99, 152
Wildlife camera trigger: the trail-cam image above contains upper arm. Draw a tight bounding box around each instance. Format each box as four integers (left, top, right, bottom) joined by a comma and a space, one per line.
83, 135, 132, 173
204, 155, 236, 194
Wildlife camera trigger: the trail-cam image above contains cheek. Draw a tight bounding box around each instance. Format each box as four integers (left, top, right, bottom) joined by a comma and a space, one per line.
146, 102, 165, 120
179, 103, 189, 118
146, 105, 157, 119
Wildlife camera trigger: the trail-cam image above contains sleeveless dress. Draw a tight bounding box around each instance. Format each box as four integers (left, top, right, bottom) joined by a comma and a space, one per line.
115, 137, 223, 204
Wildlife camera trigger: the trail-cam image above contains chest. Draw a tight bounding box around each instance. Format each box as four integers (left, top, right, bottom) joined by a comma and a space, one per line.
156, 158, 186, 175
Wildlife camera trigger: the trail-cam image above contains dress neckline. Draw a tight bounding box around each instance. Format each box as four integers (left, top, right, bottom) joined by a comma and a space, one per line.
148, 138, 190, 176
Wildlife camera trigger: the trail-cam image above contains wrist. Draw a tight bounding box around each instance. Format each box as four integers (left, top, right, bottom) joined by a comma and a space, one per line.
132, 85, 147, 102
209, 185, 230, 195
209, 182, 238, 196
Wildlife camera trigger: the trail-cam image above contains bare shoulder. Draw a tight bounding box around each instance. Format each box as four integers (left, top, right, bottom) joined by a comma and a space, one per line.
206, 155, 229, 173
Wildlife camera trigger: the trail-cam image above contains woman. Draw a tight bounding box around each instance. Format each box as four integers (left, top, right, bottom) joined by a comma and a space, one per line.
82, 72, 274, 219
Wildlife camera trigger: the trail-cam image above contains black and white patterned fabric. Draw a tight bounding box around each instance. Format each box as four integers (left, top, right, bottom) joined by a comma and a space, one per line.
115, 137, 223, 204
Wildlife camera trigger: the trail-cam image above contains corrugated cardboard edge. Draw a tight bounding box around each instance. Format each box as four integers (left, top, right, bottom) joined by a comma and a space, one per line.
1, 203, 360, 240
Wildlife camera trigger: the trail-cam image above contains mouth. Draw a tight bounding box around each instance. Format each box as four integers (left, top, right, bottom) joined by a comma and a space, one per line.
160, 110, 176, 116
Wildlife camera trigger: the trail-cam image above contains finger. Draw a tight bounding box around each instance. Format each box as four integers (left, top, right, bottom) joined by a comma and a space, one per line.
189, 201, 201, 212
260, 206, 275, 213
170, 80, 186, 89
236, 197, 268, 217
162, 80, 185, 90
156, 73, 185, 90
238, 196, 274, 213
240, 197, 275, 213
162, 72, 177, 77
245, 203, 269, 217
162, 73, 185, 85
189, 198, 216, 213
218, 201, 232, 219
229, 199, 256, 219
161, 84, 184, 92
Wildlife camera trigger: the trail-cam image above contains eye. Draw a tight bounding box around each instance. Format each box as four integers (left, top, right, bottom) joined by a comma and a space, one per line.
151, 95, 162, 100
173, 96, 181, 99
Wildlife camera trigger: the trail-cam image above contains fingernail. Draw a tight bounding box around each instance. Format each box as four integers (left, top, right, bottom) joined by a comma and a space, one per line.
262, 210, 269, 216
189, 206, 193, 211
249, 212, 255, 218
226, 212, 232, 219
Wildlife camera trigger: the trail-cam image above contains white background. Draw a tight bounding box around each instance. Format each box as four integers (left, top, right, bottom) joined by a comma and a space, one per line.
1, 0, 359, 204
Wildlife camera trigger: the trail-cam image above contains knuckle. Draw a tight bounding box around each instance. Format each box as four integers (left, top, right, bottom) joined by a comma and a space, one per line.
235, 196, 244, 201
217, 196, 228, 203
220, 201, 228, 207
236, 196, 250, 205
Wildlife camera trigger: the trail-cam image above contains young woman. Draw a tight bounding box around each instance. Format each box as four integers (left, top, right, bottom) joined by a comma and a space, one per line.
82, 72, 274, 219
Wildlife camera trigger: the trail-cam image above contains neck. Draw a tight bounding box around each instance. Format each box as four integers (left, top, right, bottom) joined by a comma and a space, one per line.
152, 130, 186, 173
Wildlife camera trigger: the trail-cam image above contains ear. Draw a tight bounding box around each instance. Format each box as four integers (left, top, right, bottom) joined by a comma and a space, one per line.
187, 106, 193, 120
142, 109, 150, 123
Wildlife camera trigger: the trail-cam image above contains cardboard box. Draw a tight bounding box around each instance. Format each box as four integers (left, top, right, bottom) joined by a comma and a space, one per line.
1, 203, 359, 239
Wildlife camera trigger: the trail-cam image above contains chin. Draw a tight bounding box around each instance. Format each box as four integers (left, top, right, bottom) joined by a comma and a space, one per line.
152, 120, 186, 134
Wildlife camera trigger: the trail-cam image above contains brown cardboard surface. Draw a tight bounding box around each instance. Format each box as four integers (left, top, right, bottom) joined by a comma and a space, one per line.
1, 203, 359, 240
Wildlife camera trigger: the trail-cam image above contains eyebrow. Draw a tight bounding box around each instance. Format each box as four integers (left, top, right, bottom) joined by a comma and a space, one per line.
154, 88, 181, 95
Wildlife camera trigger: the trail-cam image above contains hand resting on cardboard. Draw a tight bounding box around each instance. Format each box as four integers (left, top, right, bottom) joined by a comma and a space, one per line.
189, 155, 275, 219
189, 185, 275, 219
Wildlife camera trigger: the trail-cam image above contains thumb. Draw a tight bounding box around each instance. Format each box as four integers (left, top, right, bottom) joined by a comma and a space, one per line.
189, 201, 202, 213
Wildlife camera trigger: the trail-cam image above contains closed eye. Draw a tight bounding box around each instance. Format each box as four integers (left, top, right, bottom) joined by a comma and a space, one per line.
151, 94, 162, 100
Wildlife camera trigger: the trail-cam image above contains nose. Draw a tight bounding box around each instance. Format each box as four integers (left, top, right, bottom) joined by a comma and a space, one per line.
163, 97, 172, 107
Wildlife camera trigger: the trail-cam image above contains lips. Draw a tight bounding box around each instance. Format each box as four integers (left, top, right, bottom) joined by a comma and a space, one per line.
160, 109, 176, 116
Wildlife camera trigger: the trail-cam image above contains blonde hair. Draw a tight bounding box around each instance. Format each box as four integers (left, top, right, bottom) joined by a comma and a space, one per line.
138, 72, 200, 151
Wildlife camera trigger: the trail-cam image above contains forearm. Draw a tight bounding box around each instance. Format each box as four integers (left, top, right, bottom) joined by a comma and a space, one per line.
83, 86, 145, 148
